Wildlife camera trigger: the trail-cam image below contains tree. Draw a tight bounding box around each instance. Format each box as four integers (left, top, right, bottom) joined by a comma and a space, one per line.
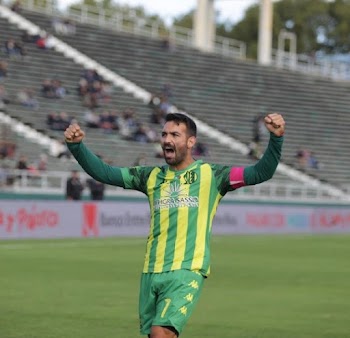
328, 0, 350, 53
230, 4, 260, 59
274, 0, 332, 54
173, 11, 194, 30
228, 0, 350, 58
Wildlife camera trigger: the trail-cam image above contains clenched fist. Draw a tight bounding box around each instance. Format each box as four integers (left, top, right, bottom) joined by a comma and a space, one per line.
264, 113, 285, 137
64, 123, 85, 143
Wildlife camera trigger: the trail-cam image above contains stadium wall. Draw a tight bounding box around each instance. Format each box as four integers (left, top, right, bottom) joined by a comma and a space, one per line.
1, 196, 350, 239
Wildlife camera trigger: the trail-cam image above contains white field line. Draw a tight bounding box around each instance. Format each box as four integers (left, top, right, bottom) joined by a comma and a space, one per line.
0, 238, 146, 250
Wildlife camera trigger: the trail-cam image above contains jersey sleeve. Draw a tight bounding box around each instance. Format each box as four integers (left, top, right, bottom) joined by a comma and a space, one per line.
214, 133, 283, 194
67, 142, 125, 186
243, 133, 283, 185
120, 166, 155, 194
211, 164, 234, 195
67, 142, 155, 194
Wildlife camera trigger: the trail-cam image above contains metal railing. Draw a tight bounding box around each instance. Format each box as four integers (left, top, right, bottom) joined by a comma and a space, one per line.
0, 169, 349, 202
10, 0, 246, 60
272, 49, 350, 81
3, 0, 350, 81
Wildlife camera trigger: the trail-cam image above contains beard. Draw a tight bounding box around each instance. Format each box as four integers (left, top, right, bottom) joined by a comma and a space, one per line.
163, 147, 187, 166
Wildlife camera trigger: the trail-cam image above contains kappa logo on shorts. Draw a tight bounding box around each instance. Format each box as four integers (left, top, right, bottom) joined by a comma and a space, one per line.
179, 306, 187, 316
188, 280, 199, 289
184, 293, 193, 302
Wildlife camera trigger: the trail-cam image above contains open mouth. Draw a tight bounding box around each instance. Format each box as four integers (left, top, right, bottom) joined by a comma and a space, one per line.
164, 146, 175, 156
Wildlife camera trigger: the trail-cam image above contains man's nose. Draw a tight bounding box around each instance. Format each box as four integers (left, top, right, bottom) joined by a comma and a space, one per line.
163, 135, 172, 143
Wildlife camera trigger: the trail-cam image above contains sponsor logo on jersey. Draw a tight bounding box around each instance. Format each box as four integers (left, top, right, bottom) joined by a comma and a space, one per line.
154, 181, 199, 210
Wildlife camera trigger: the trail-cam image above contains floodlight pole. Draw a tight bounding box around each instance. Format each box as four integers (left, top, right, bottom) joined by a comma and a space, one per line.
258, 0, 273, 65
193, 0, 215, 52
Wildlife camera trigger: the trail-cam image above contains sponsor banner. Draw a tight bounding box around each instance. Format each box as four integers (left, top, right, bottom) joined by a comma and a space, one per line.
0, 201, 350, 239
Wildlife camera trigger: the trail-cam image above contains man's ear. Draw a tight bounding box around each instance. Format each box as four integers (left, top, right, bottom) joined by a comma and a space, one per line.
187, 136, 196, 149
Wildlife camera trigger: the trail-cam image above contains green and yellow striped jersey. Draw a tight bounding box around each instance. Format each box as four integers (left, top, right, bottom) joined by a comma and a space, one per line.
120, 160, 233, 276
67, 134, 283, 277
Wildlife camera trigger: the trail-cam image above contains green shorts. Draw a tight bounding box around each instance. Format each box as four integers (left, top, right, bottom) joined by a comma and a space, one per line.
139, 269, 205, 336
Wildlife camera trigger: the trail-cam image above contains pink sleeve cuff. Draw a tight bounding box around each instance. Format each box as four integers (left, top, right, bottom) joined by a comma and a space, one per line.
229, 167, 245, 189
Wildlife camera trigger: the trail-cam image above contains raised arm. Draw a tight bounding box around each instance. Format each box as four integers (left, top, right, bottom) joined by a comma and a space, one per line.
230, 113, 285, 188
64, 124, 124, 187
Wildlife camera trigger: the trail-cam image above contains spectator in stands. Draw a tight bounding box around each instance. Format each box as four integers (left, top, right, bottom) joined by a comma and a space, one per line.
78, 69, 108, 108
0, 141, 16, 159
66, 170, 84, 200
36, 32, 55, 50
0, 162, 14, 186
159, 94, 172, 114
78, 77, 89, 97
308, 151, 320, 170
21, 31, 40, 43
89, 80, 103, 108
133, 123, 157, 143
14, 41, 27, 58
41, 79, 55, 98
150, 107, 166, 125
100, 80, 113, 103
160, 36, 175, 52
16, 154, 28, 170
58, 112, 72, 130
52, 79, 67, 98
86, 177, 105, 200
41, 78, 67, 98
17, 88, 39, 109
118, 109, 138, 139
0, 60, 8, 79
36, 153, 48, 171
86, 178, 105, 200
99, 110, 116, 133
108, 111, 120, 130
47, 112, 73, 131
45, 34, 55, 49
83, 69, 102, 83
161, 37, 170, 50
10, 0, 22, 13
47, 112, 60, 129
4, 38, 20, 58
52, 18, 76, 36
295, 148, 309, 169
83, 109, 100, 128
161, 83, 173, 99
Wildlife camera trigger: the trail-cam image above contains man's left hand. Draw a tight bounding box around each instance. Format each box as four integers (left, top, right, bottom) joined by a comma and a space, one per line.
264, 113, 285, 137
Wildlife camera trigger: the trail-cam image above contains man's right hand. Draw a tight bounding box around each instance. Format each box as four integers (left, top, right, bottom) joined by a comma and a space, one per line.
64, 123, 85, 143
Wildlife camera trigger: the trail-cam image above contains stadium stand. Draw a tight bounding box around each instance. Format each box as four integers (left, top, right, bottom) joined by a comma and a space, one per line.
15, 8, 350, 190
0, 8, 270, 174
0, 4, 350, 200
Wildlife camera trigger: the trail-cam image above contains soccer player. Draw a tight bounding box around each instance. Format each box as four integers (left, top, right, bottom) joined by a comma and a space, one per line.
64, 112, 285, 338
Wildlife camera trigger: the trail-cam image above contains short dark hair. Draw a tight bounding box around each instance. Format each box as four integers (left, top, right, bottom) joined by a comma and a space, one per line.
165, 113, 197, 137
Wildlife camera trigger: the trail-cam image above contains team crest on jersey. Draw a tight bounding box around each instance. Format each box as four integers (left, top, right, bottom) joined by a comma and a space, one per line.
184, 170, 198, 184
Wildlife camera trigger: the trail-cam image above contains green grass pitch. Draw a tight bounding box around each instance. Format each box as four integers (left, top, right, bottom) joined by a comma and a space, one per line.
1, 234, 350, 338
